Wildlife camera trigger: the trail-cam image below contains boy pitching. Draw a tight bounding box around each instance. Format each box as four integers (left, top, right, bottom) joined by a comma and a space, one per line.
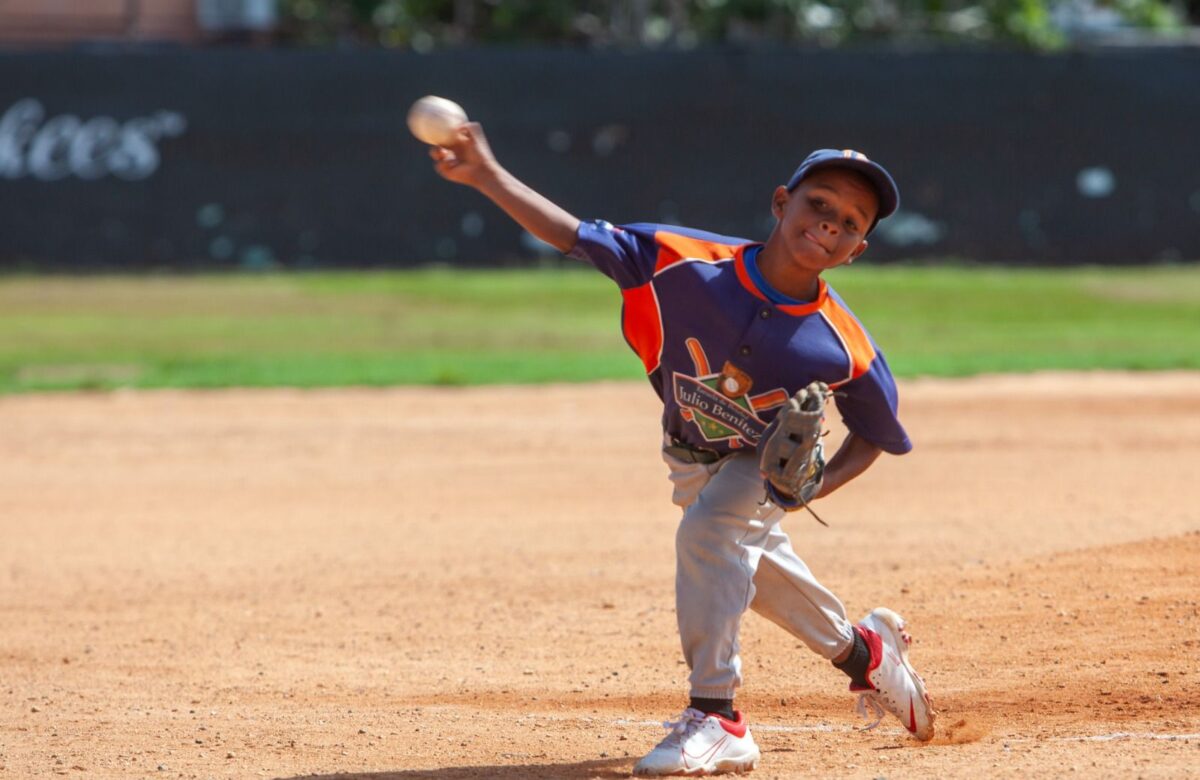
427, 123, 935, 775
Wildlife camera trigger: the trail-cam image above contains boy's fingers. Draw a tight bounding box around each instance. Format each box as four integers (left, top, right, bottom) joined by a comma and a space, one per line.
460, 122, 487, 146
442, 124, 473, 150
428, 122, 483, 181
434, 158, 462, 178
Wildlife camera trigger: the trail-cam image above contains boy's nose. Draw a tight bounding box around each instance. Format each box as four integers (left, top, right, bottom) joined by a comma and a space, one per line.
820, 219, 838, 235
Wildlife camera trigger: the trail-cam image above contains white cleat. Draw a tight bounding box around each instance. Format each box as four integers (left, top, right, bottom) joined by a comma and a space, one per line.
852, 607, 937, 741
632, 708, 760, 776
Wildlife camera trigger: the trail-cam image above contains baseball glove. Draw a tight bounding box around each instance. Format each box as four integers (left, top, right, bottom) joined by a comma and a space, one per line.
757, 381, 830, 514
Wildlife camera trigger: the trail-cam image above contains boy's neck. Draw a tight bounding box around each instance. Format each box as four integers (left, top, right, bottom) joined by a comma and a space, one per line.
756, 236, 822, 303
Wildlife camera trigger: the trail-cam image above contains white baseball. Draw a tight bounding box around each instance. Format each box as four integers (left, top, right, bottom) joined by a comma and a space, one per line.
407, 95, 468, 147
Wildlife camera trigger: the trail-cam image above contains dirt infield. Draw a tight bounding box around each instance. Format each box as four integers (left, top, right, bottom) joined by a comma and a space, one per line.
2, 373, 1198, 779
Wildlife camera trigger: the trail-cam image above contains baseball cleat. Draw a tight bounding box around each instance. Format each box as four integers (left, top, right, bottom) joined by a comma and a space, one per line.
632, 708, 760, 776
851, 607, 936, 741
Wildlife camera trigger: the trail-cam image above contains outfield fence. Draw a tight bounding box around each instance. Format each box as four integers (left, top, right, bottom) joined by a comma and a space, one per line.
1, 47, 1197, 269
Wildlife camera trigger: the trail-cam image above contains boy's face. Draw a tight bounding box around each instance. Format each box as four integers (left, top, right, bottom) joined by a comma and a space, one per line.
771, 168, 879, 271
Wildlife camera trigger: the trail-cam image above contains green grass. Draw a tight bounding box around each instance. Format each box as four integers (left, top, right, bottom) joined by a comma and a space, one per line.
1, 265, 1197, 393
821, 264, 1200, 376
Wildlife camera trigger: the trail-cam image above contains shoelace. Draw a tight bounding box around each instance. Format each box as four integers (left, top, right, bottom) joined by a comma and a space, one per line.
659, 708, 708, 745
854, 692, 887, 731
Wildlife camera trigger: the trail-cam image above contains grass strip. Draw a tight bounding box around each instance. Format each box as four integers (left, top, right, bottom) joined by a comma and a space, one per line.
1, 265, 1197, 393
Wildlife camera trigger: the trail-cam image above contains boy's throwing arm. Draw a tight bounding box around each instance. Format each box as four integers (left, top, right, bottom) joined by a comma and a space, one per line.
430, 123, 580, 254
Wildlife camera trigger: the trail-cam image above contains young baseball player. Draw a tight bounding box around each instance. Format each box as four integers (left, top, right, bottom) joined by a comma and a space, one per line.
428, 123, 935, 776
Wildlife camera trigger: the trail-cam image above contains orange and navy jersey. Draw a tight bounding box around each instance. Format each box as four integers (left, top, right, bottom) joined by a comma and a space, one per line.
568, 220, 912, 455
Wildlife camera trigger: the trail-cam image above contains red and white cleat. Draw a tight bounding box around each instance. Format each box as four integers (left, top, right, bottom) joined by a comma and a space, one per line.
851, 607, 936, 741
633, 708, 760, 776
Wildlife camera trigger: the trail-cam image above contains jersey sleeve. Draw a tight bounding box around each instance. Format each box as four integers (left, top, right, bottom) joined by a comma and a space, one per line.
568, 221, 750, 290
567, 220, 660, 290
833, 348, 913, 455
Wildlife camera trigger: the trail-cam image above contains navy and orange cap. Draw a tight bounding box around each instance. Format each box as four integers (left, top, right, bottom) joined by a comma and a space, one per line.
786, 149, 900, 232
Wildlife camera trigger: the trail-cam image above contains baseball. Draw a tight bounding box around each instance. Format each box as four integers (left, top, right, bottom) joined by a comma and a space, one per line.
407, 95, 468, 147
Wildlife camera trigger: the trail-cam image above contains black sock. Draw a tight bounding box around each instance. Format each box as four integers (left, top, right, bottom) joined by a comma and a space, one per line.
833, 630, 872, 689
689, 697, 735, 720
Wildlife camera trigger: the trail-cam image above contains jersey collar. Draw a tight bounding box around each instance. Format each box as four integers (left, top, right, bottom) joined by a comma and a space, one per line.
734, 244, 828, 316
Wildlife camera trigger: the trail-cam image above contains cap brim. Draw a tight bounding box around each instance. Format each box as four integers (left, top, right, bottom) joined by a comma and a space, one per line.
805, 158, 900, 224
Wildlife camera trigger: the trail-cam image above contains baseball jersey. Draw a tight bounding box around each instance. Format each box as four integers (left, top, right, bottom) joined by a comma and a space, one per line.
568, 220, 912, 456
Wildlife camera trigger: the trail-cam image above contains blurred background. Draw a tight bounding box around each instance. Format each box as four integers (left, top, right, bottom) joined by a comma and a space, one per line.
2, 0, 1199, 269
0, 1, 1197, 391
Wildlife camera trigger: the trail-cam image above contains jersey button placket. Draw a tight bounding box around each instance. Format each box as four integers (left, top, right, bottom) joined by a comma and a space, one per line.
736, 305, 776, 368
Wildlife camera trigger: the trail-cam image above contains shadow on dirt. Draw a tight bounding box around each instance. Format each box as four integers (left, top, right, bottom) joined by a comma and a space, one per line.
283, 756, 632, 779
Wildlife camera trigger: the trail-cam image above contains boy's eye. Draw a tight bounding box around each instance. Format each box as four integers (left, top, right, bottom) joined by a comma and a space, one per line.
845, 220, 858, 232
811, 198, 826, 209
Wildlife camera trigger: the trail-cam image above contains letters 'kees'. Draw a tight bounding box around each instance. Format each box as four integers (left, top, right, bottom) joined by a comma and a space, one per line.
0, 98, 187, 182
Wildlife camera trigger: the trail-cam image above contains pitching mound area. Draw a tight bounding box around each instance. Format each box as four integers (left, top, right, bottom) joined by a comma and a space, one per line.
2, 373, 1198, 778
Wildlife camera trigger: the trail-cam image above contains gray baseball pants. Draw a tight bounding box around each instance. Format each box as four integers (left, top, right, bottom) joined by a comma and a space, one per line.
664, 448, 857, 700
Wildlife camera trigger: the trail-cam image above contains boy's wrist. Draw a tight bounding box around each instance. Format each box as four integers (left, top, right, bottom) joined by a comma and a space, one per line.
473, 162, 508, 194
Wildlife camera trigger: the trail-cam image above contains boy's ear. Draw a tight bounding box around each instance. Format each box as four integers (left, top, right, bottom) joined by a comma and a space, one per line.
847, 239, 869, 264
771, 186, 790, 220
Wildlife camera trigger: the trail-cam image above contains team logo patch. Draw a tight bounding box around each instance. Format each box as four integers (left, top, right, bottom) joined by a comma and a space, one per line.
672, 338, 789, 447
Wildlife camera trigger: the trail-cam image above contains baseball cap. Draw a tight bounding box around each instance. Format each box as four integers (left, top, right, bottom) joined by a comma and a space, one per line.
785, 149, 900, 231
